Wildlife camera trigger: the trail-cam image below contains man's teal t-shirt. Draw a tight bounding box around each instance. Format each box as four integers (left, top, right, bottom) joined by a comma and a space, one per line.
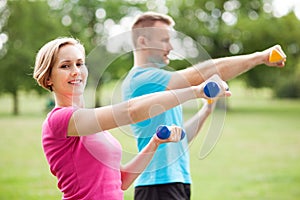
122, 66, 191, 186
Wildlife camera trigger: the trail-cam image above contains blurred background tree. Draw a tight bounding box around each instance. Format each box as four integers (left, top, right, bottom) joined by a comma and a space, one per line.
0, 0, 67, 115
0, 0, 299, 115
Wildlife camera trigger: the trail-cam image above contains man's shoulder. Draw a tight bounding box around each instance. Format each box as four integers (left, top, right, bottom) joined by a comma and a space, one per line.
122, 66, 172, 98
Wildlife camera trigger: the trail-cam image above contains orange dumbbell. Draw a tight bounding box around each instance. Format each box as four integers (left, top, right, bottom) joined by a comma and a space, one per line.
269, 48, 286, 63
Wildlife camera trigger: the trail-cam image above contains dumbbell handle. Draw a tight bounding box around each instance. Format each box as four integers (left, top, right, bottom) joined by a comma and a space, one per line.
156, 125, 186, 140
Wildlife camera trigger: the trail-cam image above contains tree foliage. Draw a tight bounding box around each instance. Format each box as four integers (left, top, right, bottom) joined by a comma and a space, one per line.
0, 0, 67, 114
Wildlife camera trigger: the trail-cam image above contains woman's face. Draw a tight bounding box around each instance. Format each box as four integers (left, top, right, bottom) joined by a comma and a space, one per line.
47, 44, 88, 97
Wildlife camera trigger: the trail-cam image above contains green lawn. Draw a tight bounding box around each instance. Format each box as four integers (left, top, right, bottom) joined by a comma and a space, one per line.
0, 81, 300, 199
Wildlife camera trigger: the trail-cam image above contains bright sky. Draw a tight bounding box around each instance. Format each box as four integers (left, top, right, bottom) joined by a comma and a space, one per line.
272, 0, 300, 19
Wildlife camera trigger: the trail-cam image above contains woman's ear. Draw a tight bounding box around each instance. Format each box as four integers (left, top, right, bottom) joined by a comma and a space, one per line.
46, 77, 54, 91
46, 78, 53, 87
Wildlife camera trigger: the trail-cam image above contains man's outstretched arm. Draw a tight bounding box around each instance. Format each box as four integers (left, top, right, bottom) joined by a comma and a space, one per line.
167, 45, 286, 90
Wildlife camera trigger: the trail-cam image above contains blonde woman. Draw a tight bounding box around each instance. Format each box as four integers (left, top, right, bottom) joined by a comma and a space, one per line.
33, 37, 231, 199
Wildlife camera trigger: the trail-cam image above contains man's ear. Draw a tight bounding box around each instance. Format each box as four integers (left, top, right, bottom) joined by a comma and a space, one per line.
137, 35, 148, 48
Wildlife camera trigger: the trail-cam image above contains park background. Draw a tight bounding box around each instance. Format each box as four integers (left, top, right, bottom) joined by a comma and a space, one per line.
0, 0, 300, 199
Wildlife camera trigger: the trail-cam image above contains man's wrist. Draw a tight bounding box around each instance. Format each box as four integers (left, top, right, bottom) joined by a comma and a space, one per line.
251, 51, 265, 66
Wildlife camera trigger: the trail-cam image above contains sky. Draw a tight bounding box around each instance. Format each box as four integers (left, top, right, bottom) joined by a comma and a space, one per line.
272, 0, 300, 19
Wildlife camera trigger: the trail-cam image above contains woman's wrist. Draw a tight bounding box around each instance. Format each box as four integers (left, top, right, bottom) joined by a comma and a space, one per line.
193, 85, 204, 98
150, 135, 160, 149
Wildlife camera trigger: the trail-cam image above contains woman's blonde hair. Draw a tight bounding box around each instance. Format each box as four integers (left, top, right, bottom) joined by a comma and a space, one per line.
33, 37, 85, 91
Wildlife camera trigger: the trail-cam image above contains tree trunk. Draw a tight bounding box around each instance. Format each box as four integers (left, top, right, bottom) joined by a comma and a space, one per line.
13, 90, 19, 115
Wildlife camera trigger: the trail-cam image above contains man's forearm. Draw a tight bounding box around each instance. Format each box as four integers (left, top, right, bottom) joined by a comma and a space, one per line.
211, 52, 263, 81
184, 104, 213, 142
187, 52, 263, 85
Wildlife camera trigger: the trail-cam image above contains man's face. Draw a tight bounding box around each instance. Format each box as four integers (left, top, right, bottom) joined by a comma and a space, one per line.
144, 21, 173, 67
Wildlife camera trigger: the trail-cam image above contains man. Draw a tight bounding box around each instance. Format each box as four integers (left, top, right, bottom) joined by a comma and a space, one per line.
122, 12, 285, 200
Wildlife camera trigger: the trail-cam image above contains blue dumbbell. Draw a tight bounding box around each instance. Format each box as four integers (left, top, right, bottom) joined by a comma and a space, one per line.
203, 81, 220, 98
156, 125, 185, 140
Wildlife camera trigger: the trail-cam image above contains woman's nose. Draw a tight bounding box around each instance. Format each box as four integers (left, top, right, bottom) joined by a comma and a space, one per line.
71, 65, 81, 76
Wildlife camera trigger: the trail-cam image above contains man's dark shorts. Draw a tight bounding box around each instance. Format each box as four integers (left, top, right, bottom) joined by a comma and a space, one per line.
134, 182, 190, 200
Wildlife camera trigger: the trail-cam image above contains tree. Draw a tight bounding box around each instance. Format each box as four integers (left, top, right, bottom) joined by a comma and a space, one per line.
0, 1, 67, 115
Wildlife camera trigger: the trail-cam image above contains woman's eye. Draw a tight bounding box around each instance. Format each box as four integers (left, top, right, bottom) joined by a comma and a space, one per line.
61, 65, 69, 68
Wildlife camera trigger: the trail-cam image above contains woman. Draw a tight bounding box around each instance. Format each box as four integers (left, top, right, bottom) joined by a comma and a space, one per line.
33, 37, 230, 199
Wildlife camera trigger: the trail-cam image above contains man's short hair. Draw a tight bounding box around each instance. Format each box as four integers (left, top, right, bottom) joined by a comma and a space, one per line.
131, 12, 175, 47
132, 12, 175, 29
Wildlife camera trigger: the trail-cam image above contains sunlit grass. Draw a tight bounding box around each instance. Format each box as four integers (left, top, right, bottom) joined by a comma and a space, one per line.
0, 115, 61, 199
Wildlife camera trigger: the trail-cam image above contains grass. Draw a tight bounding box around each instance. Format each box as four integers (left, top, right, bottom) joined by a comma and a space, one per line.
0, 115, 60, 199
0, 81, 300, 200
